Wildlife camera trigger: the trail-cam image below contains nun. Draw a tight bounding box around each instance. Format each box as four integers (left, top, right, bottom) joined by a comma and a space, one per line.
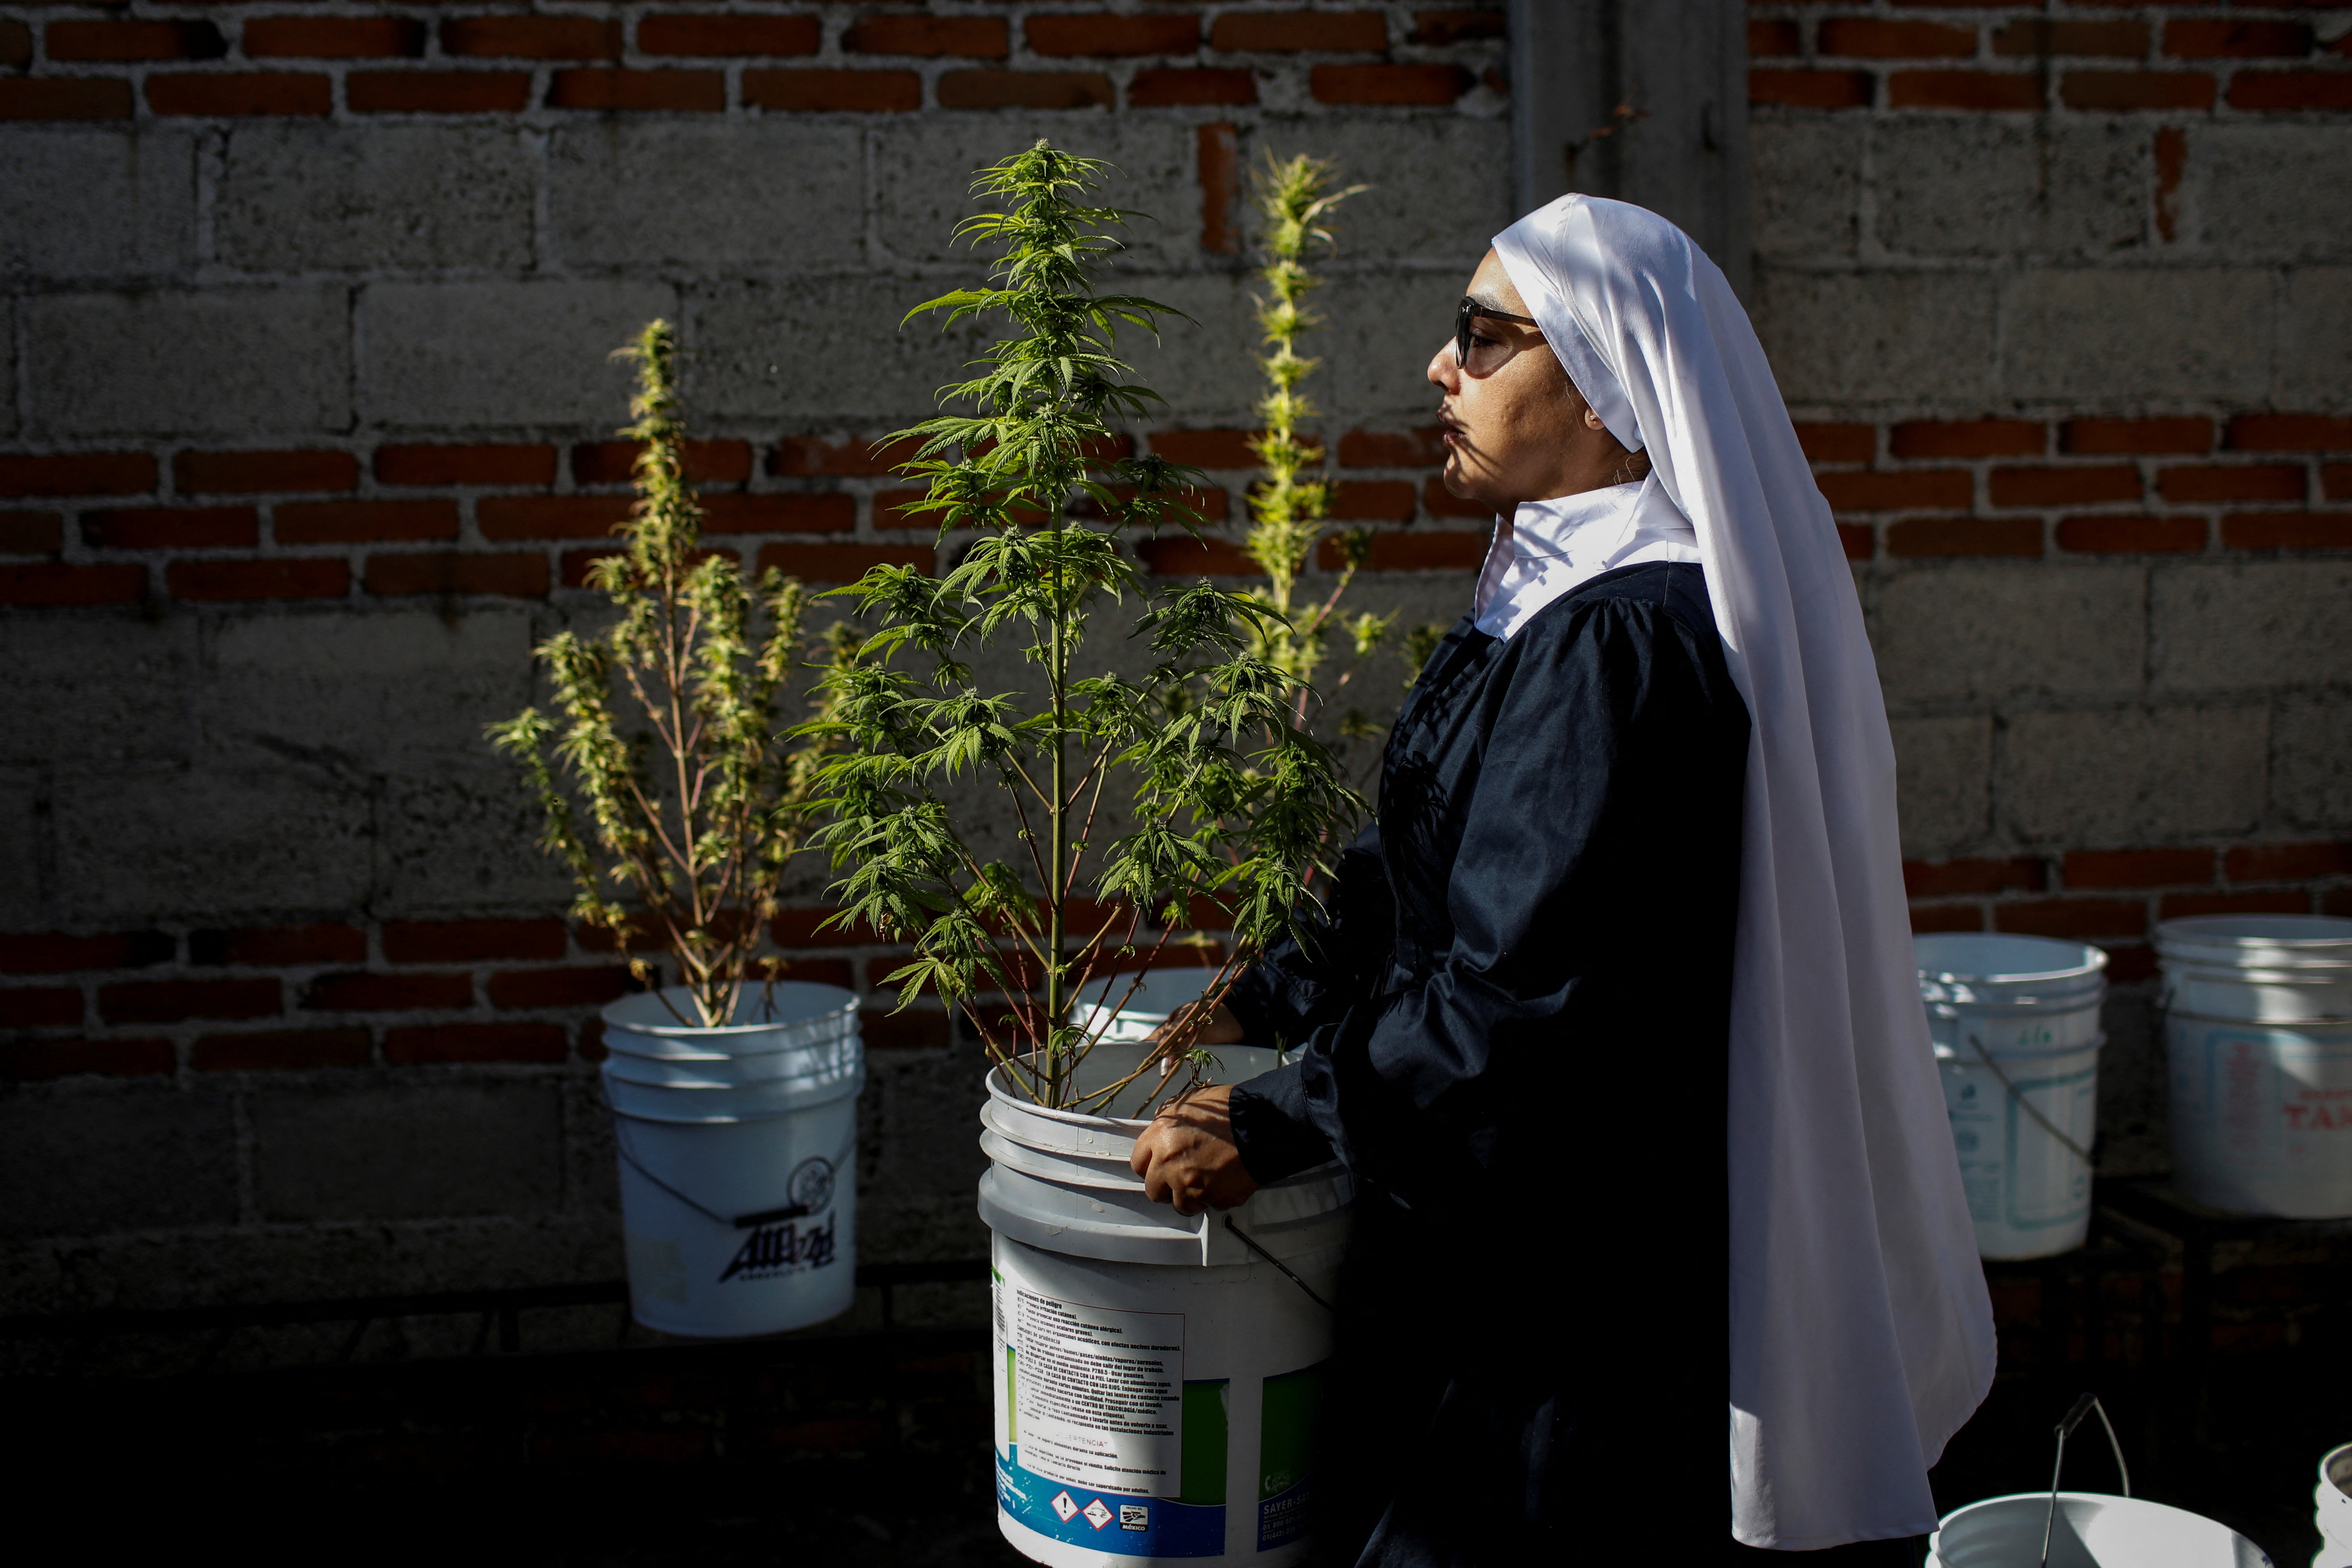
1131, 194, 1996, 1563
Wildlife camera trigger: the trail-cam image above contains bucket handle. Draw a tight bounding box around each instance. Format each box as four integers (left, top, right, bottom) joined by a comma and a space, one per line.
2040, 1391, 2131, 1568
607, 1095, 824, 1230
1221, 1216, 1335, 1314
1966, 1034, 2097, 1169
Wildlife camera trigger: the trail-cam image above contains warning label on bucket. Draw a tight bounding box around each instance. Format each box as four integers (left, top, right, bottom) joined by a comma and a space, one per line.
1011, 1286, 1184, 1498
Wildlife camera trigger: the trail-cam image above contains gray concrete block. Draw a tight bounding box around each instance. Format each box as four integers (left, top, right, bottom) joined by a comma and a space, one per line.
855, 1047, 990, 1261
690, 273, 990, 425
24, 287, 350, 438
201, 607, 533, 768
379, 760, 577, 916
1873, 563, 2145, 704
2094, 986, 2167, 1179
1750, 119, 1861, 260
873, 117, 1198, 271
0, 613, 198, 767
1873, 120, 2143, 260
250, 1080, 564, 1222
550, 120, 864, 272
2274, 693, 2352, 830
1315, 272, 1465, 428
2192, 125, 2352, 262
0, 1082, 237, 1241
1999, 705, 2268, 844
1111, 271, 1269, 425
52, 764, 374, 923
2001, 268, 2272, 406
1750, 269, 1998, 406
0, 128, 199, 282
358, 280, 677, 431
0, 769, 41, 928
1250, 118, 1513, 266
0, 305, 13, 440
1891, 714, 1990, 858
2278, 266, 2352, 408
2150, 560, 2352, 693
217, 123, 534, 274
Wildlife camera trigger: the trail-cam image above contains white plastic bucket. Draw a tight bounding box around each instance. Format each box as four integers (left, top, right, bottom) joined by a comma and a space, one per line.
2311, 1443, 2352, 1568
1917, 935, 2109, 1260
1928, 1492, 2271, 1567
979, 1034, 1349, 1568
600, 984, 863, 1337
1074, 966, 1220, 1046
2159, 917, 2352, 1219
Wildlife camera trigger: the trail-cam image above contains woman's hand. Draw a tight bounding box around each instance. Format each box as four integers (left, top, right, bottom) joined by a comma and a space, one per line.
1144, 997, 1246, 1059
1130, 1082, 1260, 1216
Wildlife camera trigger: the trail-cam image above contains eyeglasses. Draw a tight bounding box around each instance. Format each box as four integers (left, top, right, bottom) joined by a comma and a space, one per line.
1454, 295, 1540, 376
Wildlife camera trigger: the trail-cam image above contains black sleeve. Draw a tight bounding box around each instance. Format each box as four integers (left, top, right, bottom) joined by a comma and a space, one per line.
1220, 818, 1394, 1051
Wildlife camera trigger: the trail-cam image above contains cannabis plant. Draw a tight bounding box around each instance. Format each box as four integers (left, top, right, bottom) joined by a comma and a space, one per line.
802, 142, 1361, 1113
489, 320, 838, 1029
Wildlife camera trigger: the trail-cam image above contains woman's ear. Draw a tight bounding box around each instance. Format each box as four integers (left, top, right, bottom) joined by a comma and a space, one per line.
1583, 406, 1605, 432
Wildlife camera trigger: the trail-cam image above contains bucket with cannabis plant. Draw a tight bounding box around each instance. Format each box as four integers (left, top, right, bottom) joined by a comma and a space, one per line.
489, 320, 864, 1338
815, 141, 1363, 1565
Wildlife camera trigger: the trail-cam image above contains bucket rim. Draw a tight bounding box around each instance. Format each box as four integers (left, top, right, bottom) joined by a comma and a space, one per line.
600, 981, 858, 1040
983, 1058, 1155, 1132
1933, 1489, 2255, 1537
2156, 913, 2352, 959
1914, 933, 2110, 988
2322, 1442, 2352, 1495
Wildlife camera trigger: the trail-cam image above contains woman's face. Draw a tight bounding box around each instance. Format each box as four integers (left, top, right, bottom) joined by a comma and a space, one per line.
1428, 249, 1632, 510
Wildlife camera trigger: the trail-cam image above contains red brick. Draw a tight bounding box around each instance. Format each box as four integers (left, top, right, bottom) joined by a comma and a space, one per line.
1794, 423, 1876, 464
0, 79, 134, 121
2161, 890, 2312, 920
2229, 72, 2352, 111
190, 924, 366, 967
2228, 415, 2352, 453
366, 551, 547, 597
2224, 512, 2352, 550
0, 562, 146, 605
549, 70, 725, 111
1989, 466, 2140, 507
477, 494, 632, 539
384, 1023, 567, 1064
486, 966, 631, 1009
937, 70, 1114, 109
100, 977, 279, 1024
1815, 469, 1972, 511
860, 1008, 950, 1050
1129, 67, 1257, 107
1028, 14, 1199, 56
1904, 857, 2046, 898
1311, 64, 1470, 105
2063, 847, 2213, 889
2056, 515, 2207, 553
1320, 480, 1415, 523
1324, 530, 1487, 571
761, 957, 856, 989
1411, 10, 1505, 47
560, 544, 735, 588
305, 971, 471, 1011
571, 439, 753, 487
443, 15, 618, 60
1994, 899, 2147, 939
2163, 21, 2314, 59
148, 73, 331, 117
2156, 123, 2187, 242
0, 452, 155, 498
638, 14, 820, 58
2325, 464, 2352, 502
1137, 536, 1258, 576
245, 18, 425, 59
743, 69, 921, 112
697, 493, 858, 535
1838, 524, 1873, 560
1750, 20, 1801, 58
175, 448, 358, 494
0, 932, 171, 974
279, 499, 459, 544
1337, 428, 1443, 468
1751, 70, 1874, 109
46, 19, 223, 61
2159, 464, 2305, 504
848, 15, 1007, 58
191, 1028, 372, 1071
1421, 477, 1494, 519
757, 542, 933, 582
83, 507, 257, 549
769, 909, 875, 948
1198, 119, 1240, 256
1147, 429, 1258, 469
1992, 20, 2147, 58
1910, 904, 1985, 933
1212, 11, 1387, 52
385, 919, 565, 964
167, 558, 347, 601
1, 1037, 174, 1078
0, 20, 25, 70
0, 512, 61, 553
770, 434, 923, 477
2330, 889, 2352, 919
1886, 517, 2044, 557
2062, 417, 2213, 456
1892, 420, 2044, 459
375, 442, 555, 487
1891, 70, 2043, 110
1818, 19, 1976, 59
0, 986, 83, 1027
349, 70, 532, 113
2227, 841, 2352, 882
2060, 71, 2216, 110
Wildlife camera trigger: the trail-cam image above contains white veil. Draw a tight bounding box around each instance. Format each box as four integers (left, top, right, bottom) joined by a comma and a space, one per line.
1493, 196, 1995, 1548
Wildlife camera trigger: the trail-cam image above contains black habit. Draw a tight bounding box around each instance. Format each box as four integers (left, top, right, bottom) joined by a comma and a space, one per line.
1223, 559, 1755, 1565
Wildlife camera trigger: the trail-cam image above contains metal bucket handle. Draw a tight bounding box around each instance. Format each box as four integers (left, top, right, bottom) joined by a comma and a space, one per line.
2041, 1391, 2131, 1568
1967, 1033, 2098, 1169
604, 1086, 831, 1230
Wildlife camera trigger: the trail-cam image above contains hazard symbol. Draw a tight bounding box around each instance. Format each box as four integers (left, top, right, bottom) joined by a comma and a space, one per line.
1082, 1498, 1114, 1530
1051, 1491, 1078, 1523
